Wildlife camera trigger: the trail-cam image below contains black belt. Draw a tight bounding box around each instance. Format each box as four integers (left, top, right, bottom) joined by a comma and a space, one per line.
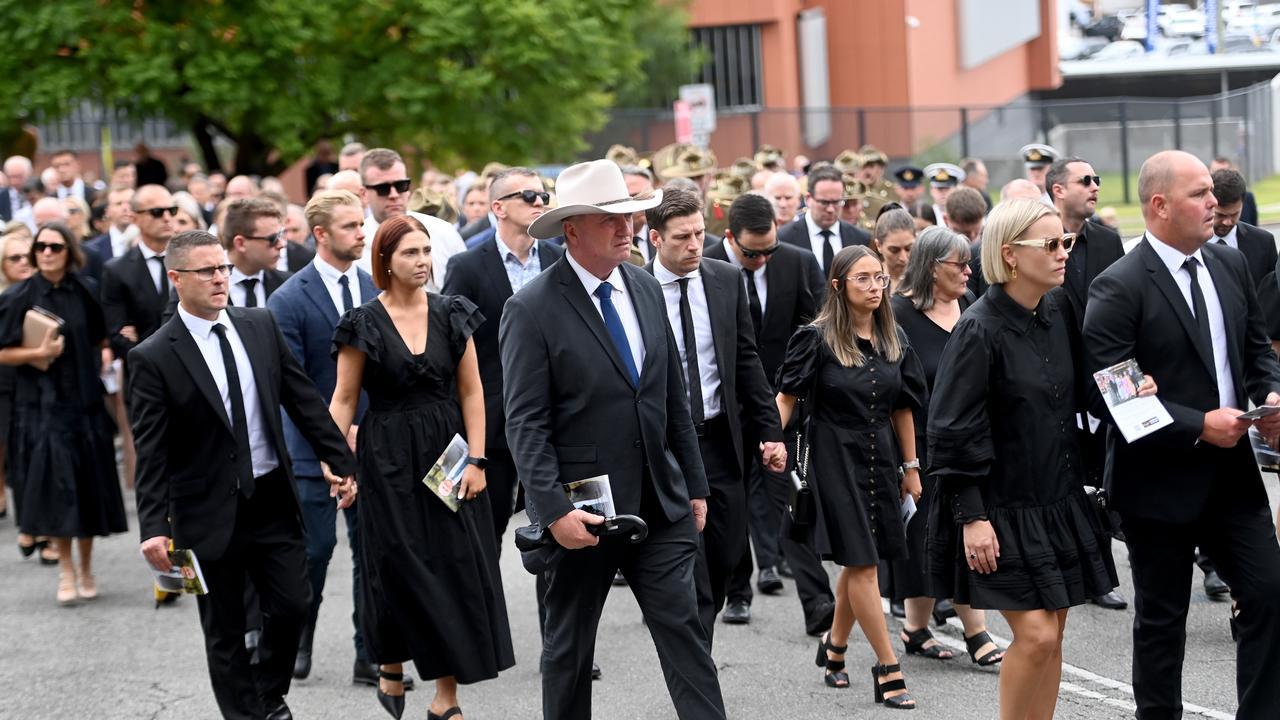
693, 413, 727, 438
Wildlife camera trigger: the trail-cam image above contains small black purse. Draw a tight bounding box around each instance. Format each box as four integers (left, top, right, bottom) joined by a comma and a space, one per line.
1083, 485, 1124, 541
788, 398, 816, 526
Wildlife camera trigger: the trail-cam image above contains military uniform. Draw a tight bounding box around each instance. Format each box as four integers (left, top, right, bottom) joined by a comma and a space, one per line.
923, 162, 965, 224
840, 174, 874, 233
704, 171, 749, 237
1020, 142, 1058, 205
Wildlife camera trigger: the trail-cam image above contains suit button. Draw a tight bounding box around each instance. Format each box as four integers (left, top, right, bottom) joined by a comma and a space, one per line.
633, 440, 641, 448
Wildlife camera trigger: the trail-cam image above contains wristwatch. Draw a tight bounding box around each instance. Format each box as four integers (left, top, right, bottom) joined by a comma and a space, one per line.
901, 459, 921, 472
465, 456, 489, 470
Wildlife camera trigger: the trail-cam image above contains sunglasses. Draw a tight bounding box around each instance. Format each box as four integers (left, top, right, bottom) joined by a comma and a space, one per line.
1074, 175, 1102, 188
363, 180, 411, 197
4, 254, 28, 263
139, 206, 179, 219
935, 258, 971, 269
733, 236, 781, 259
497, 189, 551, 205
173, 264, 233, 281
33, 241, 67, 254
243, 232, 286, 247
1010, 233, 1077, 253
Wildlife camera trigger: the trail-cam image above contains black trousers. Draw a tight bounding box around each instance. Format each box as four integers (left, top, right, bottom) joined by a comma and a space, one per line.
541, 511, 725, 720
691, 415, 747, 648
484, 447, 520, 553
196, 471, 311, 720
1122, 492, 1280, 720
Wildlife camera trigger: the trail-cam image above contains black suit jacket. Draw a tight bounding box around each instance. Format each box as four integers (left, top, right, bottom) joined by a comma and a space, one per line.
1051, 220, 1125, 336
643, 257, 784, 475
704, 239, 825, 382
777, 215, 870, 264
0, 188, 10, 222
101, 246, 168, 359
459, 215, 492, 240
161, 267, 291, 323
499, 258, 708, 530
128, 308, 357, 561
1230, 222, 1277, 290
442, 237, 563, 451
282, 242, 316, 274
1083, 238, 1280, 523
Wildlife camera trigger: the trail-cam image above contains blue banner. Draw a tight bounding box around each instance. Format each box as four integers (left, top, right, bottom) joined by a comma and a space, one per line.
1145, 0, 1160, 52
1205, 0, 1218, 54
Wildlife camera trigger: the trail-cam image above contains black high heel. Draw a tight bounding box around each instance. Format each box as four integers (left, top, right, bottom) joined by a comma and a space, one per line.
931, 598, 957, 626
814, 631, 849, 688
427, 707, 462, 720
963, 631, 1005, 666
901, 627, 953, 660
376, 668, 406, 719
871, 663, 916, 710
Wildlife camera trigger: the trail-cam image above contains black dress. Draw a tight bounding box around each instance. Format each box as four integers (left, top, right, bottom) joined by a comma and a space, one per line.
0, 273, 125, 538
881, 292, 972, 600
925, 284, 1117, 611
776, 324, 927, 567
331, 293, 514, 684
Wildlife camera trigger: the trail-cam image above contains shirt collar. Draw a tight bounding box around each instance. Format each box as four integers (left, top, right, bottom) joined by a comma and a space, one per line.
495, 233, 538, 264
138, 241, 163, 260
1146, 231, 1203, 276
1216, 224, 1239, 246
565, 250, 627, 298
804, 211, 833, 239
653, 258, 700, 285
229, 265, 264, 285
720, 240, 745, 270
312, 254, 356, 284
986, 283, 1053, 334
177, 303, 231, 341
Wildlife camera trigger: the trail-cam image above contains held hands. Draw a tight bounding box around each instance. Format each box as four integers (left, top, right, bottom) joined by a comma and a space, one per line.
549, 509, 606, 550
691, 497, 708, 533
119, 325, 139, 344
901, 468, 922, 503
140, 536, 172, 573
759, 441, 787, 473
457, 464, 487, 501
320, 461, 358, 509
345, 425, 359, 454
963, 520, 1000, 575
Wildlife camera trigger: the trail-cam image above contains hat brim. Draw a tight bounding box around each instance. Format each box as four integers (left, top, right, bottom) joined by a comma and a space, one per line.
659, 166, 714, 180
528, 190, 664, 240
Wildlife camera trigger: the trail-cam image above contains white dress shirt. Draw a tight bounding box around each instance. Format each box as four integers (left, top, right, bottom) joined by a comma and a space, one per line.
229, 266, 267, 307
109, 225, 134, 259
565, 251, 646, 374
1146, 233, 1236, 409
138, 241, 167, 294
1214, 224, 1239, 250
313, 256, 363, 316
804, 212, 840, 271
55, 178, 88, 202
357, 211, 467, 292
177, 305, 279, 478
634, 224, 653, 264
654, 260, 722, 419
720, 239, 768, 314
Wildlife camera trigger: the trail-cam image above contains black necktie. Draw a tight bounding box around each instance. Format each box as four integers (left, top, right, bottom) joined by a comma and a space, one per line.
1183, 257, 1215, 367
212, 324, 256, 498
677, 278, 705, 426
820, 229, 834, 272
1217, 238, 1227, 245
743, 268, 763, 337
154, 255, 168, 298
338, 275, 353, 313
239, 278, 259, 307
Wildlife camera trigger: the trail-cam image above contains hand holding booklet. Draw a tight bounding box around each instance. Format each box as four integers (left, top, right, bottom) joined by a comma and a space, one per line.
1092, 359, 1172, 443
148, 548, 209, 595
422, 434, 470, 512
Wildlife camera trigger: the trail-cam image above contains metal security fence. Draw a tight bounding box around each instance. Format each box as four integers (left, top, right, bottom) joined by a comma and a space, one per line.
34, 101, 190, 153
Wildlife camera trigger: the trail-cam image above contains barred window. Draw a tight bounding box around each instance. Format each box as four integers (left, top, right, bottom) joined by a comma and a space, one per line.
691, 24, 764, 110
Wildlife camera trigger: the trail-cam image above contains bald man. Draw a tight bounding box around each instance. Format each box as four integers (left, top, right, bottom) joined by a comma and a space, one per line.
998, 178, 1044, 203
1084, 150, 1280, 719
764, 172, 801, 225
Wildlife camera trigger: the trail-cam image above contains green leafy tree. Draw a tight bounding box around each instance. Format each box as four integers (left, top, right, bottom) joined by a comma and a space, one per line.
0, 0, 685, 172
613, 0, 706, 109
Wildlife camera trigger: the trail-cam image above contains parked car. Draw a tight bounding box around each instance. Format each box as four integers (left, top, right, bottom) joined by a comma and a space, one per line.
1091, 40, 1148, 61
1083, 15, 1125, 42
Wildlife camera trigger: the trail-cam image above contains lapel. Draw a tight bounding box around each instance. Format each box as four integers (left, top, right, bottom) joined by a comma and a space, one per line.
298, 265, 341, 325
555, 259, 636, 387
700, 261, 732, 377
126, 247, 154, 297
166, 316, 233, 431
1138, 238, 1217, 380
479, 241, 515, 304
229, 309, 276, 419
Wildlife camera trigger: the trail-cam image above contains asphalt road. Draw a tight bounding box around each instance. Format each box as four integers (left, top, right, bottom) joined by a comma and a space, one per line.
1, 477, 1268, 720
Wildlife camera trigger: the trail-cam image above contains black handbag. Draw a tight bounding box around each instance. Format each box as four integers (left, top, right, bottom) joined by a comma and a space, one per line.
788, 398, 816, 526
1083, 485, 1124, 541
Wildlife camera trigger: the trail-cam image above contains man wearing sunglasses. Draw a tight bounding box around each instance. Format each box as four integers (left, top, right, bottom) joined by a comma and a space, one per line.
778, 165, 870, 275
1045, 156, 1128, 613
102, 184, 178, 365
355, 148, 465, 292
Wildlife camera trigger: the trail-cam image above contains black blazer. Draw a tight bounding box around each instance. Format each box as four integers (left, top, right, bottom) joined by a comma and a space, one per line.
1051, 219, 1125, 335
704, 239, 825, 382
101, 245, 168, 359
441, 237, 563, 451
643, 257, 784, 475
459, 215, 492, 240
1232, 222, 1277, 290
499, 258, 708, 530
0, 189, 10, 222
282, 242, 316, 274
1083, 238, 1280, 523
777, 215, 870, 261
161, 267, 291, 323
128, 308, 356, 561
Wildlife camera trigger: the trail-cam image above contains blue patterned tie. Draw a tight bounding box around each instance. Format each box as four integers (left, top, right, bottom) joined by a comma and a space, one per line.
594, 281, 639, 387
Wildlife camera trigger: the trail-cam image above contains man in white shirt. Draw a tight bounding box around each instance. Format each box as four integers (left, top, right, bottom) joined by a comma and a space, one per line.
49, 149, 96, 205
221, 197, 288, 308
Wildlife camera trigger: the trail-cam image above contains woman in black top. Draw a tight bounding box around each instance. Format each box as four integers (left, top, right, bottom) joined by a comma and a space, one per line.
927, 199, 1147, 718
776, 245, 927, 709
0, 223, 125, 605
884, 226, 1004, 668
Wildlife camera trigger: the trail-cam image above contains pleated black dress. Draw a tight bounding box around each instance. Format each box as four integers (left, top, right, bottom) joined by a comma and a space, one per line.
0, 273, 125, 538
331, 293, 514, 684
776, 324, 927, 567
880, 292, 972, 600
925, 285, 1117, 611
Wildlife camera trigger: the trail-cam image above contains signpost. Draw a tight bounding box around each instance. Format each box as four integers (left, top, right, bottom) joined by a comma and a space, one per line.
678, 83, 716, 149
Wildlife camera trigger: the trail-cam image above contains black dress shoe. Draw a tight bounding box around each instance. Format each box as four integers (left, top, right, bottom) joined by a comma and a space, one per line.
591, 662, 602, 680
355, 661, 414, 690
1089, 590, 1129, 610
612, 570, 628, 586
722, 600, 751, 624
889, 600, 906, 619
293, 623, 314, 679
778, 558, 794, 579
1204, 571, 1230, 600
757, 566, 784, 595
264, 697, 293, 720
376, 669, 406, 720
805, 599, 835, 637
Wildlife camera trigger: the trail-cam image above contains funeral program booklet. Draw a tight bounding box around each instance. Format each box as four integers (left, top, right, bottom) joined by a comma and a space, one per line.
150, 548, 209, 595
1092, 359, 1173, 443
423, 434, 469, 512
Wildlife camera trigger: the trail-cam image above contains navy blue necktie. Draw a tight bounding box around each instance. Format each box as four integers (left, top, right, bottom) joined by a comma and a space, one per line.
338, 275, 353, 313
594, 281, 639, 387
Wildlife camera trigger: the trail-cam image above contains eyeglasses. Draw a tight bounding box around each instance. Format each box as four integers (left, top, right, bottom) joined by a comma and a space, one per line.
172, 264, 233, 281
243, 232, 286, 247
33, 241, 67, 254
1010, 233, 1077, 253
4, 254, 28, 263
845, 273, 891, 289
497, 189, 551, 205
733, 236, 781, 259
139, 206, 179, 219
363, 180, 411, 197
935, 258, 971, 269
1074, 175, 1102, 188
809, 198, 845, 208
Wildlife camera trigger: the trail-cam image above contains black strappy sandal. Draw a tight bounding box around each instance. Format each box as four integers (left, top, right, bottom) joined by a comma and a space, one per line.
376, 668, 406, 719
931, 599, 957, 627
901, 627, 954, 660
964, 631, 1005, 666
428, 707, 462, 720
871, 663, 916, 710
814, 632, 850, 688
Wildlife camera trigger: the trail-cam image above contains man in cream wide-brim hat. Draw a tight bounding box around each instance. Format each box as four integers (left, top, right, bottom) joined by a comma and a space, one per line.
504, 158, 726, 719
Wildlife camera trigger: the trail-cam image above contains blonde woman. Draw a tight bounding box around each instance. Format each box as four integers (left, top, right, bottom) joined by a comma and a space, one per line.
927, 198, 1149, 719
776, 244, 927, 710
